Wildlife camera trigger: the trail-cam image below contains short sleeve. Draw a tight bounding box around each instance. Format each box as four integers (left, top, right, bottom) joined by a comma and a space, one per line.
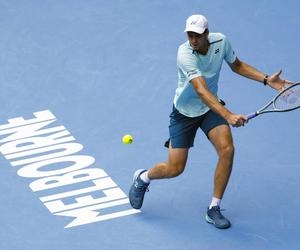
177, 46, 202, 81
223, 36, 236, 64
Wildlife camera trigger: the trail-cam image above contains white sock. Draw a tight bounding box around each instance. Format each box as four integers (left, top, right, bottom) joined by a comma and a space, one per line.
140, 171, 150, 184
209, 197, 221, 209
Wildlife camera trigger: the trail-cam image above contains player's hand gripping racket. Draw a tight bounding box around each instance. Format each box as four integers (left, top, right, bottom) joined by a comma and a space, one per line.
247, 82, 300, 120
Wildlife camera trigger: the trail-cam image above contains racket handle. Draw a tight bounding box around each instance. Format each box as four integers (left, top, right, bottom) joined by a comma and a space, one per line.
247, 113, 257, 120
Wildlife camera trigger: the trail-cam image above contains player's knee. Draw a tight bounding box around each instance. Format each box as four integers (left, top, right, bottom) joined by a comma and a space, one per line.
167, 162, 185, 177
219, 144, 234, 158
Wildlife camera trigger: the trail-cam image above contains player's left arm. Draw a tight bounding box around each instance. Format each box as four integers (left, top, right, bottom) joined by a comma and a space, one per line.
228, 57, 294, 91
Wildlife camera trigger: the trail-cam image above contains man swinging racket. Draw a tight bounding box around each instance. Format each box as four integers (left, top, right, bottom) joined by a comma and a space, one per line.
129, 14, 293, 229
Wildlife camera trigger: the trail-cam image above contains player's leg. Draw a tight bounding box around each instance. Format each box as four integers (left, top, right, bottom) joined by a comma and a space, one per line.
200, 109, 233, 229
205, 124, 234, 229
147, 142, 189, 179
207, 124, 234, 200
129, 106, 196, 209
129, 142, 189, 209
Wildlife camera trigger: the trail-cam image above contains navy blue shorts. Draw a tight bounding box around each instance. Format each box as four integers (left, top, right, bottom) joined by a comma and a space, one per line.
165, 105, 229, 149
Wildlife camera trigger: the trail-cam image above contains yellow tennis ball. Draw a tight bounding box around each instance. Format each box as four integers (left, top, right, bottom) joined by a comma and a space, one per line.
122, 134, 133, 144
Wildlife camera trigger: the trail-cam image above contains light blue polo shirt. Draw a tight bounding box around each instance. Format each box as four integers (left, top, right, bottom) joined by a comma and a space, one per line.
174, 32, 236, 117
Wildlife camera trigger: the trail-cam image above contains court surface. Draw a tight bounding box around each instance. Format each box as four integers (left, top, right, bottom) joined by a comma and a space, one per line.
0, 1, 300, 249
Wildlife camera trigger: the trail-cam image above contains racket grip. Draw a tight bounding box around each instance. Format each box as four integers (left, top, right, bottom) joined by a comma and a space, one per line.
247, 113, 257, 120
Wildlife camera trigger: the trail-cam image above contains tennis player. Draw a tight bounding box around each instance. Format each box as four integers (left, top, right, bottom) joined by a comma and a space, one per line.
129, 14, 292, 229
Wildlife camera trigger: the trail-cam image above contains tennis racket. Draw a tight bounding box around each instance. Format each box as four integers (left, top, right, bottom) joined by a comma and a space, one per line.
247, 82, 300, 120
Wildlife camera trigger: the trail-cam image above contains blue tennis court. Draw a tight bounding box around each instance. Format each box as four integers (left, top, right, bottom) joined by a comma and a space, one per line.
1, 0, 299, 249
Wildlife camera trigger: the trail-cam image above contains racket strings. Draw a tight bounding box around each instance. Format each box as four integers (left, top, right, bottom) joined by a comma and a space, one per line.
274, 84, 300, 110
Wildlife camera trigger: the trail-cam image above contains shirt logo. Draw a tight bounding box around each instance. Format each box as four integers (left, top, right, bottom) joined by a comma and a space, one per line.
215, 48, 220, 54
187, 69, 198, 77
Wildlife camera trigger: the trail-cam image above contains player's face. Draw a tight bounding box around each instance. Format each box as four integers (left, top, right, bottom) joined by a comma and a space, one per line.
187, 31, 208, 51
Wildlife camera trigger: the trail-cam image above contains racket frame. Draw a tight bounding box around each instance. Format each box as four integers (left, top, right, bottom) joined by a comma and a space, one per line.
247, 82, 300, 120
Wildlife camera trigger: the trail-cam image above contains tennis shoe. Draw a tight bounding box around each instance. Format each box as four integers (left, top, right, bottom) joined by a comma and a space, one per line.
129, 169, 149, 209
206, 206, 231, 229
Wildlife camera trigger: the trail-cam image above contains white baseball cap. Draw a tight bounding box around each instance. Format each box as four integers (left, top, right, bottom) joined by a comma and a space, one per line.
184, 14, 208, 34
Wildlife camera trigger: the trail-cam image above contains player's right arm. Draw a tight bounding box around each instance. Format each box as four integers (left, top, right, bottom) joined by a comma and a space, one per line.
190, 76, 247, 127
177, 43, 246, 127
